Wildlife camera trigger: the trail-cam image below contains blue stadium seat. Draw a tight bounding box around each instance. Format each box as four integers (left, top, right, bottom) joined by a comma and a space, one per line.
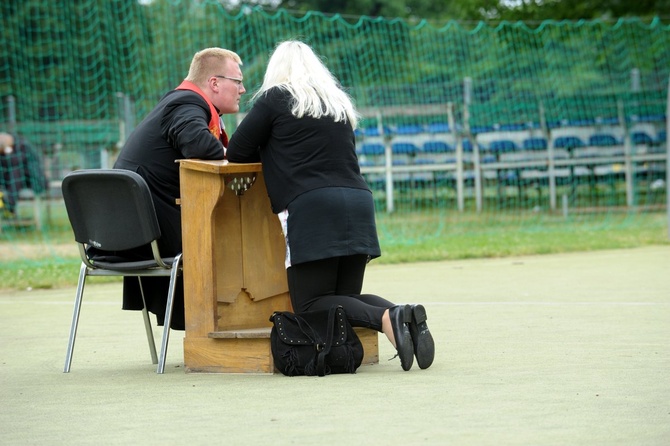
360, 143, 385, 156
391, 142, 418, 155
422, 141, 453, 153
553, 136, 584, 149
358, 143, 386, 189
565, 118, 596, 127
394, 124, 424, 135
462, 138, 473, 152
595, 117, 619, 125
588, 133, 618, 147
361, 126, 381, 137
471, 125, 495, 134
657, 130, 667, 145
488, 139, 517, 154
427, 122, 450, 134
358, 159, 376, 167
416, 141, 455, 168
413, 157, 435, 165
498, 123, 527, 131
631, 131, 653, 146
361, 126, 391, 137
630, 114, 666, 123
522, 137, 547, 151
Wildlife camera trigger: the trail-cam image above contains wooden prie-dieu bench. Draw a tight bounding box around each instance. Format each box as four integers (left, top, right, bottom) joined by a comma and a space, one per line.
178, 160, 379, 373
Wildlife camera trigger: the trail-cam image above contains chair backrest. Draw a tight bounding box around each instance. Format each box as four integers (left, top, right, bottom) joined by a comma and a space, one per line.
62, 169, 162, 252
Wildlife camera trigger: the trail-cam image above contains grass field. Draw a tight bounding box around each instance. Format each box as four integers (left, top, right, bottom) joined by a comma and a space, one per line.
1, 209, 668, 291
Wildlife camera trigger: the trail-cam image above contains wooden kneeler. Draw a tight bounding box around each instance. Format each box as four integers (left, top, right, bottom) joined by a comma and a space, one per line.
204, 327, 379, 374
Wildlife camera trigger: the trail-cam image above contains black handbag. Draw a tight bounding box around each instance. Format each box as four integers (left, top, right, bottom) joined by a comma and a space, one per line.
270, 305, 364, 376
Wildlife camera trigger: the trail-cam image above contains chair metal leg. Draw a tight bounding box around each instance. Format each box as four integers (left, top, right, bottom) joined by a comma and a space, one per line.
157, 254, 182, 374
137, 278, 158, 365
64, 263, 88, 373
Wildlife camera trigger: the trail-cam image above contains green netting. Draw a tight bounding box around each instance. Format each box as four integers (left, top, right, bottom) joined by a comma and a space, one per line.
0, 0, 668, 261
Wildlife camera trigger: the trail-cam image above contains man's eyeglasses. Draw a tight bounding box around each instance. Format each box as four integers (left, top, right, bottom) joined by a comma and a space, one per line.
214, 75, 244, 86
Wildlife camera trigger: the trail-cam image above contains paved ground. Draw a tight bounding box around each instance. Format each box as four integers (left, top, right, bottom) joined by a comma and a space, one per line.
1, 246, 669, 445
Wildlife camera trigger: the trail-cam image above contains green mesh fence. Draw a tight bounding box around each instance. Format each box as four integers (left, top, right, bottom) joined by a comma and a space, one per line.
0, 0, 668, 261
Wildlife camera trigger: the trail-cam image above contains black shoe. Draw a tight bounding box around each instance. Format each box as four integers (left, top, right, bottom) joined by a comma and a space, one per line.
389, 304, 414, 371
409, 304, 435, 369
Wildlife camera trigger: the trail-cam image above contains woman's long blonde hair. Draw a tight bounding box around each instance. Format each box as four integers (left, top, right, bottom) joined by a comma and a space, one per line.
254, 40, 359, 129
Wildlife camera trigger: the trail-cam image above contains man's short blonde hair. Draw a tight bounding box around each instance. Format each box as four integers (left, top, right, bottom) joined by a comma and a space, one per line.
185, 48, 242, 85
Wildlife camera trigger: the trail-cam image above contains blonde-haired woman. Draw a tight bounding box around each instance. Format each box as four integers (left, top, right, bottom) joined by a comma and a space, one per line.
228, 41, 434, 371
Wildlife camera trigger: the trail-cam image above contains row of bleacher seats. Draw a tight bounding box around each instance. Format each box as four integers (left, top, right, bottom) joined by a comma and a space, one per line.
357, 127, 666, 159
359, 132, 665, 158
355, 117, 667, 191
356, 119, 667, 189
355, 114, 667, 138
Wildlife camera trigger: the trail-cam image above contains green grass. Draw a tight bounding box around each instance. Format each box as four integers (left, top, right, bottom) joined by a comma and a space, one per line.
374, 209, 670, 262
0, 259, 110, 292
1, 210, 668, 292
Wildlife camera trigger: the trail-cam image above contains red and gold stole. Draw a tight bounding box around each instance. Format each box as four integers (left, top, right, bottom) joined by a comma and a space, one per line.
175, 80, 228, 146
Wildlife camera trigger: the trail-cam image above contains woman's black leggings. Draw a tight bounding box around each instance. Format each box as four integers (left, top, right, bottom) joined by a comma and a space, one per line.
286, 254, 394, 332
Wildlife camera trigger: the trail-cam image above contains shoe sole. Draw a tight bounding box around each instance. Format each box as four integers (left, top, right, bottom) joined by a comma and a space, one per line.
395, 304, 414, 371
411, 304, 435, 369
412, 304, 427, 325
401, 303, 413, 324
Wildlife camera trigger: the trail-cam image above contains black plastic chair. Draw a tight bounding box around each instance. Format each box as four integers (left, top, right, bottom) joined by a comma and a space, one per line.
61, 169, 183, 374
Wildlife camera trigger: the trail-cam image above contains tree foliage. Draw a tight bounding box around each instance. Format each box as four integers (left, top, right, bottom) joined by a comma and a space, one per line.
252, 0, 670, 22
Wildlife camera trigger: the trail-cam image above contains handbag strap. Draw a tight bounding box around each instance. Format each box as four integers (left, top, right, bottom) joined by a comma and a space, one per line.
315, 306, 339, 376
293, 313, 319, 344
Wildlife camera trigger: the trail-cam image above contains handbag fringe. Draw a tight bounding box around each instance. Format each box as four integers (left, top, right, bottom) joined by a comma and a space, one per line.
282, 348, 301, 376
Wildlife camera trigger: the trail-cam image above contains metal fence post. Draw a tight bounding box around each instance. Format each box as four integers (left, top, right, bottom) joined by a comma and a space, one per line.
619, 100, 634, 207
447, 102, 463, 212
377, 109, 394, 214
7, 95, 16, 135
666, 76, 669, 240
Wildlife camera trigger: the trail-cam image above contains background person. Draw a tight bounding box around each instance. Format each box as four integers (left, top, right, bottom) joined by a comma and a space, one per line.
227, 40, 434, 371
0, 132, 46, 219
112, 47, 246, 330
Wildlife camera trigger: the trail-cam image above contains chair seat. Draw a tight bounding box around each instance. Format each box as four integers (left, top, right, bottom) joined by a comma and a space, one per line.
89, 256, 178, 271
